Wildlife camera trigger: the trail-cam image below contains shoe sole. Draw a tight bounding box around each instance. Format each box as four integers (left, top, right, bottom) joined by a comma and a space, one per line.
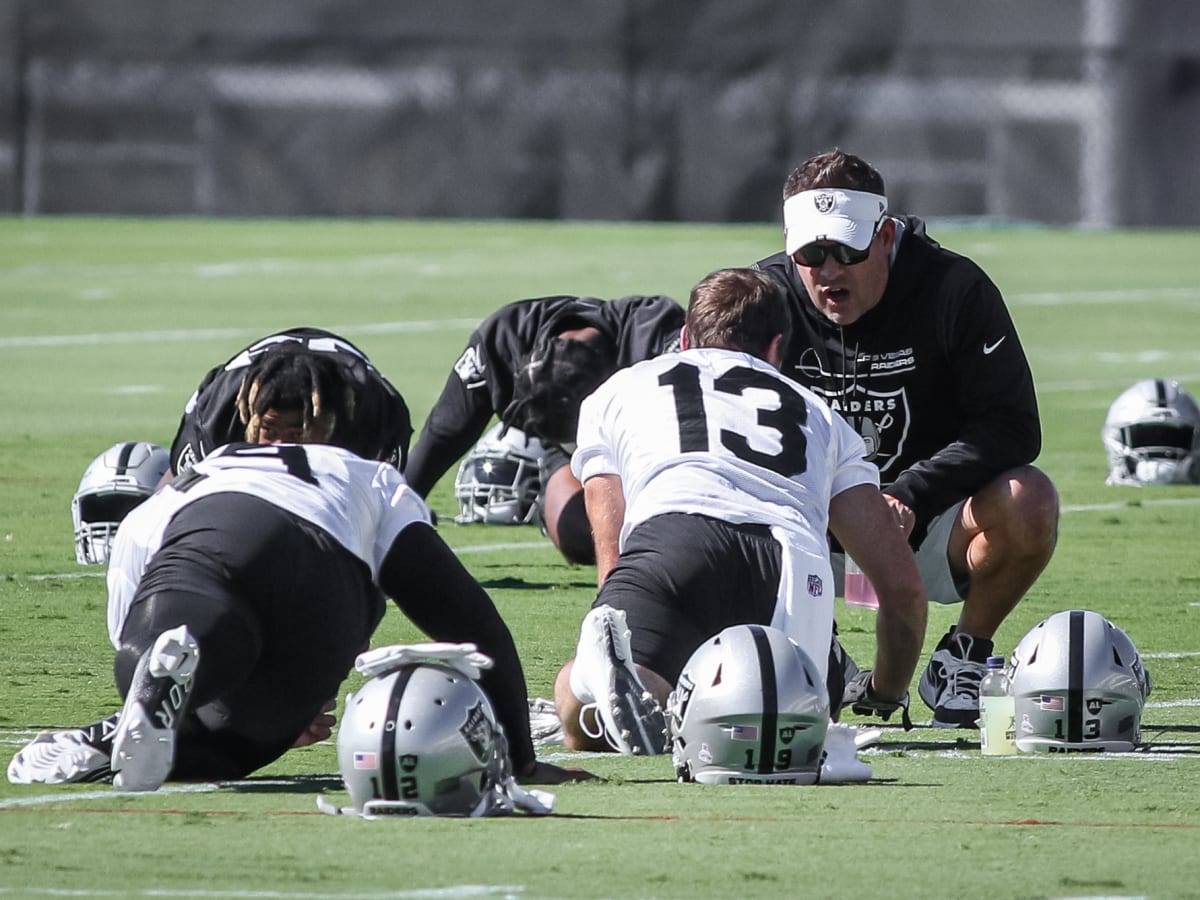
7, 734, 112, 785
594, 611, 666, 756
111, 625, 200, 792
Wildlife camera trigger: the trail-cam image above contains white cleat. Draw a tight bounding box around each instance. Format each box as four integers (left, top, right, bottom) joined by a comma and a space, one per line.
111, 625, 200, 792
7, 728, 113, 785
571, 607, 667, 755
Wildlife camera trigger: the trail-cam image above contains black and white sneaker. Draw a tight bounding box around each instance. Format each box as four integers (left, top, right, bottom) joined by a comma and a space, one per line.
7, 713, 120, 785
111, 625, 200, 792
918, 626, 993, 728
571, 607, 667, 755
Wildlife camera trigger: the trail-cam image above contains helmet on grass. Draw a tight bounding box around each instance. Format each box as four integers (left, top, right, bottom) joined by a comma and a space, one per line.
453, 423, 545, 524
668, 624, 829, 785
71, 441, 169, 565
1009, 609, 1151, 753
1102, 379, 1200, 485
335, 663, 512, 817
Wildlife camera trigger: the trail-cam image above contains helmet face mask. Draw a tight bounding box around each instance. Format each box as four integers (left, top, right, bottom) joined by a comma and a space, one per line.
453, 424, 546, 525
668, 625, 829, 785
335, 664, 510, 818
1009, 610, 1151, 753
71, 442, 170, 565
1103, 379, 1200, 486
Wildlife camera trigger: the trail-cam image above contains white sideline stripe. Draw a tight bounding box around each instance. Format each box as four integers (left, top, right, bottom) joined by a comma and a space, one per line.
0, 783, 219, 808
1146, 699, 1200, 708
1143, 652, 1200, 660
0, 887, 523, 899
0, 320, 480, 349
1011, 286, 1200, 306
21, 541, 554, 581
1061, 497, 1200, 513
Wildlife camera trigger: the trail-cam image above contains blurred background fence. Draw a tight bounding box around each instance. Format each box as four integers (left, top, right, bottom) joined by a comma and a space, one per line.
1, 0, 1197, 226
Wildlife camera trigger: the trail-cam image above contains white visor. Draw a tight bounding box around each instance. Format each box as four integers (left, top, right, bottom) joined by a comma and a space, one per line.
784, 189, 888, 255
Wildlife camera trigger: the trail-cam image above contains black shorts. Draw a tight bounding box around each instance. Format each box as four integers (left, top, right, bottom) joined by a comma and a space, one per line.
594, 513, 783, 685
118, 492, 385, 778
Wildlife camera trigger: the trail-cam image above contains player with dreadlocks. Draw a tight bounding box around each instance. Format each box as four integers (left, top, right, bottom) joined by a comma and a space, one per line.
235, 346, 355, 448
169, 326, 412, 478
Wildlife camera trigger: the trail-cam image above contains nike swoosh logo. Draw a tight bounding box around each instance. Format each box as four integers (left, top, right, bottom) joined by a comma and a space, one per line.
983, 337, 1006, 355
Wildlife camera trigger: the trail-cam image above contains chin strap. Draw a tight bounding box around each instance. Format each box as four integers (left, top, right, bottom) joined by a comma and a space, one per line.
355, 642, 495, 681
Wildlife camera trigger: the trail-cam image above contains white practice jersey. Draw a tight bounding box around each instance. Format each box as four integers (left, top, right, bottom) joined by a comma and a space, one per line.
572, 348, 878, 552
106, 442, 431, 647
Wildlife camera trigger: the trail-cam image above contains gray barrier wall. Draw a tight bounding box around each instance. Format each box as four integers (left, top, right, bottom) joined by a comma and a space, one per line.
1, 0, 1197, 226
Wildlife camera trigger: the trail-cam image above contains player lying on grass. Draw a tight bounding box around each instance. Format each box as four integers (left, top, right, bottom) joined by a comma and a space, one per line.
404, 293, 684, 564
552, 268, 927, 754
11, 348, 586, 790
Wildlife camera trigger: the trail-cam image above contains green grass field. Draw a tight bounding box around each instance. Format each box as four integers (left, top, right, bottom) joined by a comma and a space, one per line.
1, 216, 1198, 900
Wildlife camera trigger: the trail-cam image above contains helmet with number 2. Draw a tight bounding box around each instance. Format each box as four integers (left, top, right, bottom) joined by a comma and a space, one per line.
1008, 609, 1151, 753
453, 423, 545, 524
1102, 378, 1200, 486
71, 441, 170, 565
335, 663, 512, 817
668, 624, 829, 785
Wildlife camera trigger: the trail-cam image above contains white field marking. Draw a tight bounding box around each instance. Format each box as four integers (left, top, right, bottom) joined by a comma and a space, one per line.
1, 253, 468, 281
0, 320, 481, 350
451, 541, 555, 555
18, 541, 555, 582
0, 783, 220, 808
1010, 286, 1200, 306
1061, 496, 1200, 513
1038, 370, 1200, 394
1143, 652, 1200, 660
0, 888, 524, 899
1147, 698, 1200, 708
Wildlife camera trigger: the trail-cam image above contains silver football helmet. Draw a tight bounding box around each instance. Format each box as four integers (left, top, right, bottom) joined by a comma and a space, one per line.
334, 663, 516, 817
71, 441, 169, 565
668, 624, 830, 785
453, 423, 545, 524
1102, 378, 1200, 485
1009, 609, 1152, 753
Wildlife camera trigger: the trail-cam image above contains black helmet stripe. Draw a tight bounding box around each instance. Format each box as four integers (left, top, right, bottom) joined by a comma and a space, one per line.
1067, 610, 1086, 744
114, 442, 136, 475
1154, 379, 1168, 408
748, 624, 777, 774
378, 665, 417, 801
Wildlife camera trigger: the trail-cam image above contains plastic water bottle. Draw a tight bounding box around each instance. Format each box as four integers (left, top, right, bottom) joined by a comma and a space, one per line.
843, 555, 879, 609
979, 655, 1017, 756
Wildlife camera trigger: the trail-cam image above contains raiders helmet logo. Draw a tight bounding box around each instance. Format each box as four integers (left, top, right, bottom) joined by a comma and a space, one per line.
459, 702, 493, 763
814, 193, 836, 213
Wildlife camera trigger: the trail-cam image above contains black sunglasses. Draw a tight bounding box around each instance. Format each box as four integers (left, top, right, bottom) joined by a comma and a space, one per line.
792, 241, 871, 267
792, 217, 884, 267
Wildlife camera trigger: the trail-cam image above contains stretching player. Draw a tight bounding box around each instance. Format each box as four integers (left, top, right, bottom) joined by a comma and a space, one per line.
554, 268, 927, 754
404, 294, 683, 564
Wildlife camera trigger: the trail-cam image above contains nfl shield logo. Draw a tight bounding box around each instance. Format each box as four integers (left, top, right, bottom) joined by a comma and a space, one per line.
814, 192, 835, 213
807, 574, 823, 597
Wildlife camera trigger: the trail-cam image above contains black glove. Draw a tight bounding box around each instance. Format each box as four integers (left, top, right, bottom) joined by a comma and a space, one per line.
841, 670, 913, 730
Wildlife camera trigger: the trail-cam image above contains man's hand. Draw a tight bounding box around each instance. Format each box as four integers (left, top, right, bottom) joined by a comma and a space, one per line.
291, 698, 337, 748
518, 760, 598, 784
842, 670, 913, 730
881, 494, 916, 538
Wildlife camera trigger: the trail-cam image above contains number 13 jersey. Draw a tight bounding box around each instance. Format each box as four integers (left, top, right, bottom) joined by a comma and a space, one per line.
572, 348, 878, 553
